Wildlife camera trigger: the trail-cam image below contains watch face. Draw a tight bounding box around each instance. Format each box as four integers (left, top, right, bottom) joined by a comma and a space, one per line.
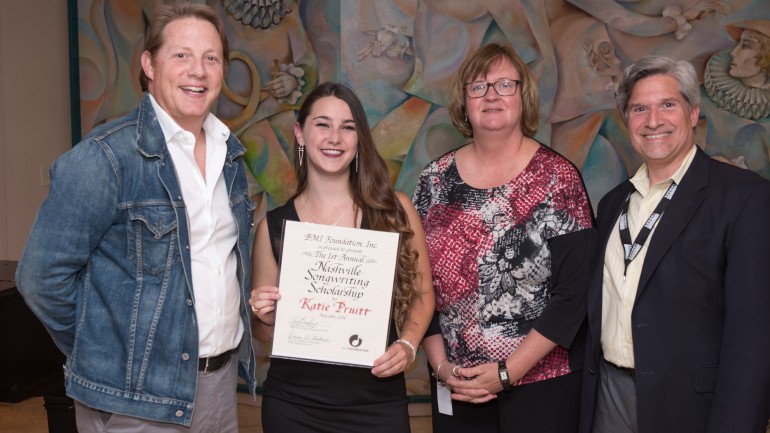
501, 371, 508, 380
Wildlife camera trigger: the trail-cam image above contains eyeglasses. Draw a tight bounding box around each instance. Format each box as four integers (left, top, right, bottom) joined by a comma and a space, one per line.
464, 79, 521, 98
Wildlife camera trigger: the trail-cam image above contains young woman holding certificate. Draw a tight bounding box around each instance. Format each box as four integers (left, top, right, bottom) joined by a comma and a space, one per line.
249, 82, 435, 433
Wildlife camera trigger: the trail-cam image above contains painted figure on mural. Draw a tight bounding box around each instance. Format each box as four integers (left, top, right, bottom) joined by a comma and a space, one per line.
700, 19, 770, 178
358, 24, 413, 60
705, 20, 770, 119
547, 7, 631, 210
547, 0, 735, 209
208, 0, 318, 211
564, 0, 731, 65
340, 2, 427, 196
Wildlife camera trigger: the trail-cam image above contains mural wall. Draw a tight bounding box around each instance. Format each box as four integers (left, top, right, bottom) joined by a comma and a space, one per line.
74, 0, 770, 397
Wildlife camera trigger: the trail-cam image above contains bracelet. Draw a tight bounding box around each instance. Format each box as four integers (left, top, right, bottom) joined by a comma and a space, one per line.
434, 359, 448, 384
395, 338, 416, 364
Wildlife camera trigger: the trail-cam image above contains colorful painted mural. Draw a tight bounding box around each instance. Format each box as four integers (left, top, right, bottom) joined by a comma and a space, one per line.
73, 0, 770, 397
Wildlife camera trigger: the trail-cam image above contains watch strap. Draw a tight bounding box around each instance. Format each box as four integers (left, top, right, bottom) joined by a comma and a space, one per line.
498, 360, 512, 391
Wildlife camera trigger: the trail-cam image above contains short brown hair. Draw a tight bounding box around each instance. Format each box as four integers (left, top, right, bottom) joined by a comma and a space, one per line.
139, 3, 229, 91
448, 43, 540, 138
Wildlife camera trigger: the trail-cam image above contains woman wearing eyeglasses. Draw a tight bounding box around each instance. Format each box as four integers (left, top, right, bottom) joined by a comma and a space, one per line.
412, 43, 596, 432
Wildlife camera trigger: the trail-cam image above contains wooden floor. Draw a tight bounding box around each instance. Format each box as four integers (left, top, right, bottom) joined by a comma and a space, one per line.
5, 397, 770, 433
0, 395, 433, 433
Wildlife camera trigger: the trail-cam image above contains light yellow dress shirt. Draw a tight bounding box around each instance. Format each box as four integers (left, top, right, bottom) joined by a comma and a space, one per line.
601, 145, 697, 368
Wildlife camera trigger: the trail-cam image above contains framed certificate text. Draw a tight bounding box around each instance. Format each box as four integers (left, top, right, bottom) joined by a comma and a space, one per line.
271, 220, 400, 367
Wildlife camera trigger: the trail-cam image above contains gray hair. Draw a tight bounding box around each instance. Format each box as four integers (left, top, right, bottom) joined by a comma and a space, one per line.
616, 56, 700, 124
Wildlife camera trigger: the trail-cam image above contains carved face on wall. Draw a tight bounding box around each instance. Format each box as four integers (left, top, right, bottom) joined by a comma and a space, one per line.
729, 30, 769, 86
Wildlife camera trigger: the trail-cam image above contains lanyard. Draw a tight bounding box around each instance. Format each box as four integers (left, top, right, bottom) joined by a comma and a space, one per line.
618, 182, 677, 278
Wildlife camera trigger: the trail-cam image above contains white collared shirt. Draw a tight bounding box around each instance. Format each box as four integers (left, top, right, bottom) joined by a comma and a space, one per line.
149, 94, 243, 358
601, 145, 697, 368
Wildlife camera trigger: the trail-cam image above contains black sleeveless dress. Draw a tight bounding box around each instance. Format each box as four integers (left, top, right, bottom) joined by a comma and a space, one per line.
261, 200, 410, 433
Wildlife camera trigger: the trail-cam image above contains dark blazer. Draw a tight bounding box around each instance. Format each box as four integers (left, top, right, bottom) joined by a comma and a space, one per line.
580, 148, 770, 433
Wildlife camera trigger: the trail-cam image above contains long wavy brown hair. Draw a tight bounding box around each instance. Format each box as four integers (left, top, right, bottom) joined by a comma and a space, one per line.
290, 82, 419, 331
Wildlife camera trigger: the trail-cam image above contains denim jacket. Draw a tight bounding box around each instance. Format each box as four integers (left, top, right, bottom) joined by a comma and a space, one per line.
16, 94, 257, 426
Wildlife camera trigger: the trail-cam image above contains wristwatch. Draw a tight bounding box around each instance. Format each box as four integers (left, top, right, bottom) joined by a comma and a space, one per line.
498, 360, 512, 391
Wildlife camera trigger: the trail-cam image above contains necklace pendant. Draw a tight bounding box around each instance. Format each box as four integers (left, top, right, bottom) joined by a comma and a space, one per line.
302, 195, 353, 226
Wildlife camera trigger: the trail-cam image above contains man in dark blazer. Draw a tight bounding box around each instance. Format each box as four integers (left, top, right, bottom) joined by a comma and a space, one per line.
580, 55, 770, 433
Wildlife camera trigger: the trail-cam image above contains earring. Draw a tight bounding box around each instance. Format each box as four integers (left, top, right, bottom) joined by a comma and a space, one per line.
355, 152, 359, 173
464, 112, 468, 123
298, 143, 305, 166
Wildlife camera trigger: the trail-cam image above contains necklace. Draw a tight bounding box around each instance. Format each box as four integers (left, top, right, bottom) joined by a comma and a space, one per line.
301, 194, 353, 226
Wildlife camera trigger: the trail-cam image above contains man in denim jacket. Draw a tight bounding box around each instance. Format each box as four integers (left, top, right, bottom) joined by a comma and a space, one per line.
16, 4, 256, 431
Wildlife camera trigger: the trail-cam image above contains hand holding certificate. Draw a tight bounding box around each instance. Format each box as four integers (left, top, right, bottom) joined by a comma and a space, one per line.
270, 220, 400, 367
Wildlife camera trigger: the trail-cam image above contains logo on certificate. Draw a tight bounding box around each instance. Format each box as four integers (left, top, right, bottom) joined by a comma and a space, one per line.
349, 335, 363, 347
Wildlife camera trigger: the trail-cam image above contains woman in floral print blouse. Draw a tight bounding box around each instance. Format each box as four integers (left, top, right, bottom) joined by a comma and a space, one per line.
413, 43, 596, 433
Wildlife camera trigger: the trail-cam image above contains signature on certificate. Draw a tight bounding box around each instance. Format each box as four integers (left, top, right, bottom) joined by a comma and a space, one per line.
287, 330, 331, 346
289, 315, 324, 331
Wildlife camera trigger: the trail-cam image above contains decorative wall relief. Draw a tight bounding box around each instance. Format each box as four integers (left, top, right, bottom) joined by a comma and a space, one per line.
705, 20, 770, 120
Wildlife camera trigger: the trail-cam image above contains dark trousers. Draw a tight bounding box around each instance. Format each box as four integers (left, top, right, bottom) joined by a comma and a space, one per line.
430, 371, 581, 433
592, 359, 638, 433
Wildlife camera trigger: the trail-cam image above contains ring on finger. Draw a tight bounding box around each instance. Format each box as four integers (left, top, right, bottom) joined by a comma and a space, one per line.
451, 365, 460, 377
251, 305, 258, 313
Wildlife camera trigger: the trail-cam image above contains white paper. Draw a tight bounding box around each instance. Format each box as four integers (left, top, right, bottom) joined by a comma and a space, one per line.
437, 382, 453, 415
271, 220, 400, 367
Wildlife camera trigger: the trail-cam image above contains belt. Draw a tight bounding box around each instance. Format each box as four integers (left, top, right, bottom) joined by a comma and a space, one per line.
604, 358, 636, 378
198, 348, 237, 373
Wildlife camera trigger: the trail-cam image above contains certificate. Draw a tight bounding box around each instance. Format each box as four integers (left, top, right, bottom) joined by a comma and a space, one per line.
271, 220, 400, 367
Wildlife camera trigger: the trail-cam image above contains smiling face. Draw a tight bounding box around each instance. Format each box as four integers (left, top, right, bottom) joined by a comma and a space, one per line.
627, 74, 699, 175
294, 96, 358, 179
465, 60, 523, 136
141, 17, 224, 132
